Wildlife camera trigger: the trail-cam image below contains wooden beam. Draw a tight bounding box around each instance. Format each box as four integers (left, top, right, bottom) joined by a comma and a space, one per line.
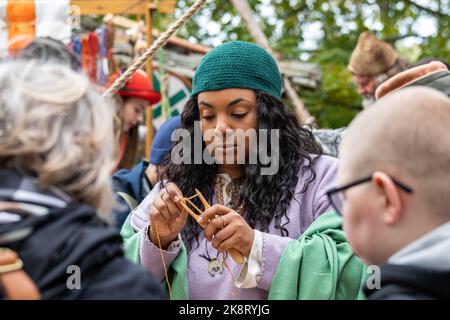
145, 8, 153, 86
145, 7, 154, 160
71, 0, 151, 15
104, 14, 211, 54
157, 0, 176, 14
283, 78, 317, 127
156, 32, 210, 54
229, 0, 274, 55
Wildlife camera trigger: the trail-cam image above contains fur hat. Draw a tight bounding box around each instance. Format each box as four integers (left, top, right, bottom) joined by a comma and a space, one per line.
348, 32, 398, 76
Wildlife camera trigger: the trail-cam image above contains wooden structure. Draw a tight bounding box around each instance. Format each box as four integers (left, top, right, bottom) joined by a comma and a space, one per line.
71, 0, 177, 159
71, 0, 176, 15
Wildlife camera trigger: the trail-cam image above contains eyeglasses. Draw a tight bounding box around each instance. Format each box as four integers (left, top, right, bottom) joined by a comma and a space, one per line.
326, 175, 413, 216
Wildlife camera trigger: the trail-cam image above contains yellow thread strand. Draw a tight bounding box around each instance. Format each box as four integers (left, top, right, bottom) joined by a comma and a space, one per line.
155, 224, 172, 300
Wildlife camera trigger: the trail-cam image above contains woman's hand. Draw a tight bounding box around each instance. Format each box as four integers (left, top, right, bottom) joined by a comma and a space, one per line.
148, 183, 187, 249
199, 204, 255, 257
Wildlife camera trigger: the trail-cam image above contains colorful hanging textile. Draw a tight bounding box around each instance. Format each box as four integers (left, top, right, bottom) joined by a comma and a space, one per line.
81, 32, 100, 83
6, 0, 36, 56
0, 0, 71, 58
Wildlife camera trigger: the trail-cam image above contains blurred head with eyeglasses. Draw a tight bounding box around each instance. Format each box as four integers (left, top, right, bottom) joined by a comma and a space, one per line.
331, 86, 450, 266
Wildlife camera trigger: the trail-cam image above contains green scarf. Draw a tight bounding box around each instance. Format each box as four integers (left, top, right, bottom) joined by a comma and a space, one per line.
120, 211, 367, 300
120, 216, 189, 299
268, 211, 367, 299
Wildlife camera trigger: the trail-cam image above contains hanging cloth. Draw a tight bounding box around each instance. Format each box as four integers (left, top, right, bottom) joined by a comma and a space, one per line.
7, 0, 36, 56
70, 36, 82, 56
97, 27, 108, 85
97, 24, 115, 85
81, 32, 100, 83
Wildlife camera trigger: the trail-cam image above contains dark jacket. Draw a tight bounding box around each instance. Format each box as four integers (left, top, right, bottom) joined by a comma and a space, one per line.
364, 264, 450, 300
112, 160, 151, 229
0, 170, 166, 300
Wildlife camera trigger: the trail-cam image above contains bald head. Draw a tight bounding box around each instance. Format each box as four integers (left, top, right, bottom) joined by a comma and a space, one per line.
340, 87, 450, 214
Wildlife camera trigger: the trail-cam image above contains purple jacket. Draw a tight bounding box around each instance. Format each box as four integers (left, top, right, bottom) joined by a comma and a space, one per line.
130, 155, 338, 299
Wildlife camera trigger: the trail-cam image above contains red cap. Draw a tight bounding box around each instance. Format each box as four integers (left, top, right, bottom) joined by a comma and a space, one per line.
110, 70, 161, 104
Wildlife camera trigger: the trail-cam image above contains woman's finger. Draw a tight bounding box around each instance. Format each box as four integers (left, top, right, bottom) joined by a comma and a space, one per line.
211, 225, 235, 250
149, 206, 163, 222
153, 197, 172, 221
203, 214, 230, 241
199, 204, 231, 224
216, 234, 239, 253
161, 190, 181, 219
165, 183, 184, 211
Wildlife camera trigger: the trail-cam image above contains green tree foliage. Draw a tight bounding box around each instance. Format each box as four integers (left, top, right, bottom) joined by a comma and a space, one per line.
175, 0, 450, 128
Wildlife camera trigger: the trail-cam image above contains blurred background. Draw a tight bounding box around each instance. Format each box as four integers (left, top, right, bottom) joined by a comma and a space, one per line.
175, 0, 449, 128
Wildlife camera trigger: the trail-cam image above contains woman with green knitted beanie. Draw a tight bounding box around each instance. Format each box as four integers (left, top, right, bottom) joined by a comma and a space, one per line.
121, 41, 365, 299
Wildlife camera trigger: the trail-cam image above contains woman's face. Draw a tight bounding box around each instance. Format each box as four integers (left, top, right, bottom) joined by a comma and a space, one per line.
122, 97, 148, 132
197, 88, 258, 165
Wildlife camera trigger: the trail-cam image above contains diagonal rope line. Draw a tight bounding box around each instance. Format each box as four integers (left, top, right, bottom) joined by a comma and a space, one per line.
103, 0, 208, 97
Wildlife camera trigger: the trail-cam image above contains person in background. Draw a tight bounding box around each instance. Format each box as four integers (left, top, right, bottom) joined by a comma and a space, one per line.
120, 41, 350, 300
328, 87, 450, 299
20, 37, 161, 171
110, 69, 161, 170
19, 36, 82, 71
313, 60, 450, 159
0, 59, 166, 299
112, 116, 181, 229
348, 31, 408, 109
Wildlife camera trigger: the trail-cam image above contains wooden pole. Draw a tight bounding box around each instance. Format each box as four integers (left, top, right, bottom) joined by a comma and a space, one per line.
229, 0, 273, 55
283, 78, 317, 126
229, 0, 317, 127
145, 5, 154, 160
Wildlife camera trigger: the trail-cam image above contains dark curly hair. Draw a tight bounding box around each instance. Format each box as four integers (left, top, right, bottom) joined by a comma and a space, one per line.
160, 91, 322, 251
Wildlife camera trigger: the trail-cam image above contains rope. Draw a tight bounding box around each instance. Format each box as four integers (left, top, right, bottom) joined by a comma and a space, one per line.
103, 0, 208, 97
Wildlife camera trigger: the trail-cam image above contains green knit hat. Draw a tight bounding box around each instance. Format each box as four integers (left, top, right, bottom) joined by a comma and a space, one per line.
192, 41, 282, 99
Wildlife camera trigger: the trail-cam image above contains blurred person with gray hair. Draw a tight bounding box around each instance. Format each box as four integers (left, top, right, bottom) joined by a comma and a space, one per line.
0, 60, 165, 299
19, 37, 82, 71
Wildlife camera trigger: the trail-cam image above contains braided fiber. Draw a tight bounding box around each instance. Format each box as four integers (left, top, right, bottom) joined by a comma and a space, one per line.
104, 0, 208, 97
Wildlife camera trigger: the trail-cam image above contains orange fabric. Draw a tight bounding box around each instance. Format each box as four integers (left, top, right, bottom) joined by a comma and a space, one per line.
7, 0, 36, 56
81, 32, 100, 83
81, 35, 89, 73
